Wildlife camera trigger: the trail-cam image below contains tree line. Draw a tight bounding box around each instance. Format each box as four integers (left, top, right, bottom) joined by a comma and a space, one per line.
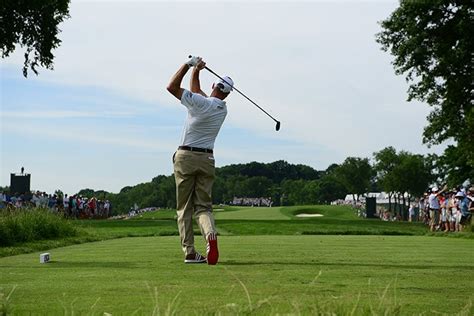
74, 147, 443, 214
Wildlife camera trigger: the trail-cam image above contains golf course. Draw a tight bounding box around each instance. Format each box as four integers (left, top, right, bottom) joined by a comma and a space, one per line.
1, 205, 473, 315
3, 0, 474, 315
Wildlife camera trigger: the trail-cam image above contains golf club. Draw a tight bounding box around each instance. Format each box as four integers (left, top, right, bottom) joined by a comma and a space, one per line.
189, 55, 281, 131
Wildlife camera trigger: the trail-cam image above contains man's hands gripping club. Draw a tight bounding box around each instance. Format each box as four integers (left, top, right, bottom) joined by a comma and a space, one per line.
186, 56, 205, 69
167, 56, 206, 100
189, 56, 207, 97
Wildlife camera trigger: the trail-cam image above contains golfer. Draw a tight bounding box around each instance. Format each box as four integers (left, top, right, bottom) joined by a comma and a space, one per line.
167, 56, 233, 265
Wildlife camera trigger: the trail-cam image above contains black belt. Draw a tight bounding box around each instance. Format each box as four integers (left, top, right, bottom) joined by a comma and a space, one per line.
178, 146, 213, 154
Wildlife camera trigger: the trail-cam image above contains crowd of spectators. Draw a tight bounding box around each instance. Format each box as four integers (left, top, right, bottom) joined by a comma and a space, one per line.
330, 184, 473, 232
0, 191, 112, 219
416, 185, 473, 232
230, 197, 273, 207
126, 207, 159, 219
375, 185, 473, 231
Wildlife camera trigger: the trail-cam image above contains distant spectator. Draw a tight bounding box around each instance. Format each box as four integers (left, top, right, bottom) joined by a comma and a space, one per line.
455, 191, 472, 231
104, 200, 111, 217
439, 195, 449, 232
88, 197, 97, 216
428, 186, 448, 232
63, 194, 69, 213
408, 204, 415, 222
447, 191, 457, 232
423, 194, 430, 224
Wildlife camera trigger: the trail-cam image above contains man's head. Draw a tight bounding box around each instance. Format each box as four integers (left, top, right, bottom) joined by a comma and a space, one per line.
431, 187, 438, 194
210, 76, 234, 100
455, 191, 465, 200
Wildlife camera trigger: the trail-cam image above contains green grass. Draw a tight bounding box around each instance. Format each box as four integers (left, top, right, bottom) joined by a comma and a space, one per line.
216, 205, 430, 236
77, 205, 431, 238
0, 208, 79, 247
3, 205, 472, 258
130, 208, 176, 220
215, 206, 290, 220
0, 235, 472, 315
1, 205, 473, 314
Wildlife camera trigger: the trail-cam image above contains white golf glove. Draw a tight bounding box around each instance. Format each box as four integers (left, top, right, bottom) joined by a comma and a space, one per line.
186, 56, 201, 67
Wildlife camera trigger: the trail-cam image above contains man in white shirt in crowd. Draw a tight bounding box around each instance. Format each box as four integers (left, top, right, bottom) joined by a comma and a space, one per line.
63, 194, 69, 213
428, 185, 447, 231
167, 56, 233, 265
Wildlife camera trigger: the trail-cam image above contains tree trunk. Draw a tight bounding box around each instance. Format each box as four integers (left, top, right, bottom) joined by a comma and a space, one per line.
396, 194, 401, 219
388, 192, 392, 213
402, 194, 406, 221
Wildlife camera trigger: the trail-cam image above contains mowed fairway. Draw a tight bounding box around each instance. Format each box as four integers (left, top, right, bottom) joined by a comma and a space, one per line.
1, 206, 473, 315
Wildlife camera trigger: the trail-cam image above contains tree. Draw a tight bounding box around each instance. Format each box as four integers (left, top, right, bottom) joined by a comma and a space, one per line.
1, 0, 70, 77
335, 157, 372, 202
374, 147, 434, 217
377, 1, 474, 183
77, 188, 96, 198
434, 145, 473, 186
373, 147, 401, 211
316, 175, 347, 204
397, 153, 433, 198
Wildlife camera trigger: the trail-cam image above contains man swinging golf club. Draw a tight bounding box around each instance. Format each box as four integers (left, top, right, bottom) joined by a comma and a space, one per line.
167, 56, 233, 265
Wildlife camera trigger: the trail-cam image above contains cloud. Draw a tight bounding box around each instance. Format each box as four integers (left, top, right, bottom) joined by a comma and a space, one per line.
1, 1, 444, 193
0, 110, 132, 119
1, 121, 176, 152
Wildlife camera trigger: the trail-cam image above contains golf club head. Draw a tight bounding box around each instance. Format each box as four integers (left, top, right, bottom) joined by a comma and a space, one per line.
276, 121, 281, 131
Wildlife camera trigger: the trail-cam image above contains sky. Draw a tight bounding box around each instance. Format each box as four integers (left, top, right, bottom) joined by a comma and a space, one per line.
0, 0, 445, 195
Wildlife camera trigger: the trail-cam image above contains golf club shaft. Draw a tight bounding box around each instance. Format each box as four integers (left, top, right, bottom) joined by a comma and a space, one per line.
203, 66, 279, 124
187, 55, 279, 126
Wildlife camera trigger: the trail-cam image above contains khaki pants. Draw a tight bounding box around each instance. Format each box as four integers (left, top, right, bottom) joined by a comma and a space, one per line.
429, 208, 439, 226
173, 149, 217, 256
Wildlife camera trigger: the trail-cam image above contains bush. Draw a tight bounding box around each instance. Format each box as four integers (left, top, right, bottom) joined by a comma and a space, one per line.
0, 208, 78, 247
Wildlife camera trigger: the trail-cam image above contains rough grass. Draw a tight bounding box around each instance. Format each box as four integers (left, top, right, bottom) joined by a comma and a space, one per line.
0, 208, 78, 247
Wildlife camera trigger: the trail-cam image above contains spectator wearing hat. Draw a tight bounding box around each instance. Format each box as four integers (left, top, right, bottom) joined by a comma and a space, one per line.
468, 187, 474, 204
455, 191, 472, 231
428, 185, 447, 232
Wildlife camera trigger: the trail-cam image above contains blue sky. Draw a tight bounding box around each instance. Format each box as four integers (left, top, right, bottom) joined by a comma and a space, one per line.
0, 0, 444, 194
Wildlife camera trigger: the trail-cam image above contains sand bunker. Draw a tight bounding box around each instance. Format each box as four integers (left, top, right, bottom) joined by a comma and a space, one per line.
296, 213, 324, 217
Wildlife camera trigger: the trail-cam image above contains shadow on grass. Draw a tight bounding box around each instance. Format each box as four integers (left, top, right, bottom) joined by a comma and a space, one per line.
47, 260, 137, 269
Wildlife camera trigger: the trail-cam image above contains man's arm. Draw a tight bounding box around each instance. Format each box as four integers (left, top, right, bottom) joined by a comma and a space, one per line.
167, 64, 190, 100
437, 184, 448, 196
190, 60, 208, 97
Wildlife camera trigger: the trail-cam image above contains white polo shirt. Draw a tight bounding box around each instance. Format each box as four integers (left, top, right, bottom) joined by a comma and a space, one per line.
428, 193, 440, 210
180, 89, 227, 150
